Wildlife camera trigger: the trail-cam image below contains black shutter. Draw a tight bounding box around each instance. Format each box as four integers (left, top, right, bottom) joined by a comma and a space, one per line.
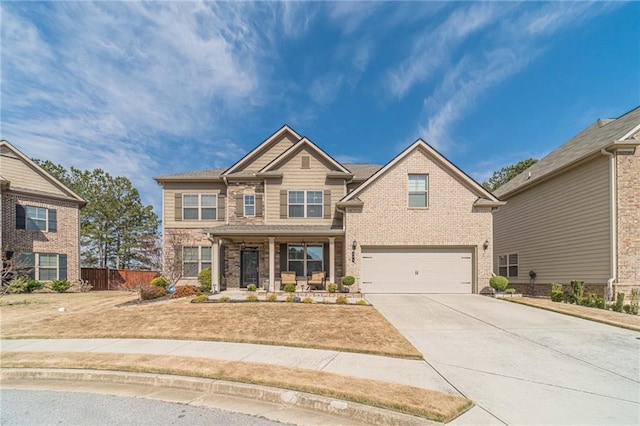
323, 243, 329, 274
48, 209, 57, 232
16, 205, 26, 229
279, 244, 288, 273
175, 193, 182, 221
58, 254, 67, 280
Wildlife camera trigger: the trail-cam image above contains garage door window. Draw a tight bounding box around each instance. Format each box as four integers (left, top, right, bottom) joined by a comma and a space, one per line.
408, 174, 428, 207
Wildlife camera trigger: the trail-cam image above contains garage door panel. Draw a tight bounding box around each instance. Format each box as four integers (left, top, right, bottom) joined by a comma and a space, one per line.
361, 248, 472, 294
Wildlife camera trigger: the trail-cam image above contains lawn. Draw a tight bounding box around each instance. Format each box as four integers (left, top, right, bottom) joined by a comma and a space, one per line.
0, 292, 421, 358
507, 297, 640, 332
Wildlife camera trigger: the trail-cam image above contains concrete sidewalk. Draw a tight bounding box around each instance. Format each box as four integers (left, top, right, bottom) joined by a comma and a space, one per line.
0, 338, 496, 425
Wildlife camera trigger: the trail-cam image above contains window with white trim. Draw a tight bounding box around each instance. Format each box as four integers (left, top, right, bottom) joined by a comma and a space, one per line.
26, 206, 48, 230
498, 254, 518, 277
17, 252, 66, 281
244, 195, 255, 217
287, 244, 323, 277
408, 174, 428, 207
288, 191, 323, 218
183, 194, 217, 220
183, 246, 213, 278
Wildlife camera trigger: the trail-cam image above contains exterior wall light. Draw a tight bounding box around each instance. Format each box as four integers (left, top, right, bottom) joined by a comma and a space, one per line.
483, 239, 489, 250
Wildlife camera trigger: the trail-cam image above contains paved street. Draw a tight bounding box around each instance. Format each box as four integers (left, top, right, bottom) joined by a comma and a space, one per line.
367, 294, 640, 425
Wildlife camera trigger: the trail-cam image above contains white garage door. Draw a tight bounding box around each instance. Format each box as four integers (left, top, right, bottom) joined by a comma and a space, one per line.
361, 247, 473, 293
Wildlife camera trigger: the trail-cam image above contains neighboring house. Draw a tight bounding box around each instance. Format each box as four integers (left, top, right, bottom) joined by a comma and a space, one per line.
493, 107, 640, 297
154, 125, 503, 293
0, 140, 85, 283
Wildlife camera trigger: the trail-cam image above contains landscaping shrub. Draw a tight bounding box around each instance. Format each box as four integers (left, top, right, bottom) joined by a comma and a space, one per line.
595, 297, 606, 310
623, 304, 631, 314
356, 299, 367, 305
489, 275, 508, 292
285, 294, 295, 303
342, 276, 355, 286
504, 288, 516, 294
336, 295, 348, 304
612, 292, 625, 313
570, 280, 585, 304
197, 268, 212, 293
150, 276, 168, 289
630, 288, 639, 315
563, 293, 577, 304
8, 276, 43, 294
327, 282, 337, 293
247, 283, 257, 292
246, 293, 258, 302
266, 294, 278, 302
302, 297, 314, 304
550, 283, 564, 302
170, 285, 199, 299
283, 283, 296, 293
140, 285, 167, 300
217, 296, 231, 303
193, 294, 209, 303
49, 279, 72, 293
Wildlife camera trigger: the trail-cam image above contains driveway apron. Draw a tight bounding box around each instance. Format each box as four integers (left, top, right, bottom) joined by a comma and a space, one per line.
366, 294, 640, 426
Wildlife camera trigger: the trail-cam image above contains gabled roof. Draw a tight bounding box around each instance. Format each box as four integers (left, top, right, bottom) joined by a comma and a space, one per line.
495, 106, 640, 198
222, 125, 302, 176
341, 139, 503, 207
0, 140, 85, 206
153, 167, 227, 182
259, 137, 351, 174
342, 163, 382, 181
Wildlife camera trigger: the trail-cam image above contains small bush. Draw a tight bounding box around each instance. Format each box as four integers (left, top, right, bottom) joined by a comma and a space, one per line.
321, 299, 330, 304
140, 285, 166, 300
150, 276, 168, 289
171, 285, 199, 299
193, 294, 209, 303
356, 299, 367, 305
489, 275, 509, 292
630, 288, 639, 315
217, 296, 231, 303
327, 282, 337, 293
504, 288, 516, 294
342, 276, 355, 286
302, 297, 314, 304
611, 292, 625, 313
49, 279, 73, 293
285, 294, 295, 303
198, 268, 212, 293
246, 293, 258, 302
563, 293, 577, 304
8, 276, 43, 294
283, 283, 296, 293
623, 304, 631, 314
266, 294, 278, 302
336, 295, 348, 304
247, 284, 257, 292
550, 283, 564, 302
595, 297, 606, 309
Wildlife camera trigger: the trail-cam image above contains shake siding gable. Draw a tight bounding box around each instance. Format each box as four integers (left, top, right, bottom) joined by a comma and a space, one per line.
0, 149, 70, 197
493, 155, 611, 284
234, 134, 297, 172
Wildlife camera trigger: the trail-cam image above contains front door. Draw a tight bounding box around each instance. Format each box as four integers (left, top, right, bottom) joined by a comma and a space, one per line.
240, 248, 259, 289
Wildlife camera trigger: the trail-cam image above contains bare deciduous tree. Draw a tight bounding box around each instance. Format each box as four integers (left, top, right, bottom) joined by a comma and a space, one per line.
162, 230, 194, 286
1, 249, 34, 297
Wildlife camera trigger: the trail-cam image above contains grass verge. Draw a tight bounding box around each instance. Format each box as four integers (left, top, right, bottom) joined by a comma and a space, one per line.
0, 292, 421, 359
506, 297, 640, 332
0, 351, 472, 423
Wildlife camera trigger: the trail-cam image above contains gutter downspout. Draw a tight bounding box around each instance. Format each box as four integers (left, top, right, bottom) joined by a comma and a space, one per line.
600, 149, 616, 301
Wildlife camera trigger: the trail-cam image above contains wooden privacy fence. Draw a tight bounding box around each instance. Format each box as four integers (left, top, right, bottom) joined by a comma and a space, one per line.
81, 268, 158, 291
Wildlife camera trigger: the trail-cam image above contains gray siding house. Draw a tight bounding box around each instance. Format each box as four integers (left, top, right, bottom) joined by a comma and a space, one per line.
493, 107, 640, 297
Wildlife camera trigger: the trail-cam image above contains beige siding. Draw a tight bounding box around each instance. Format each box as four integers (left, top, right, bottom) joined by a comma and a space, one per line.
0, 148, 69, 197
493, 155, 611, 285
265, 147, 346, 224
616, 149, 640, 290
344, 147, 493, 293
163, 181, 227, 228
237, 133, 296, 172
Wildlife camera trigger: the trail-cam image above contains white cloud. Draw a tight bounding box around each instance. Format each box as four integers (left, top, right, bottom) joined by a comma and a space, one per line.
327, 2, 383, 34
310, 74, 344, 105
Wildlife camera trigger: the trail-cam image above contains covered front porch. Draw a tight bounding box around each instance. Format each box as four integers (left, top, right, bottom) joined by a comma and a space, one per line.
204, 225, 345, 292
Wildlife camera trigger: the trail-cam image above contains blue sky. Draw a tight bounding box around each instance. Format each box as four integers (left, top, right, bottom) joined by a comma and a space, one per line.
2, 1, 638, 212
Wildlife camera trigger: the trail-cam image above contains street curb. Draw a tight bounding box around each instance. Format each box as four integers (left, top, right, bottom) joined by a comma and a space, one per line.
0, 368, 441, 425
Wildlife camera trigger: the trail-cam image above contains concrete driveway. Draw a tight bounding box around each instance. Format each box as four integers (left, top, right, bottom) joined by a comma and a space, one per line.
366, 294, 640, 426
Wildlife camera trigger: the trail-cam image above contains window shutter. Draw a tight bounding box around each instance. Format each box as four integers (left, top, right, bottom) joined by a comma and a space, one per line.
174, 193, 182, 221
279, 244, 288, 273
236, 195, 243, 217
217, 195, 226, 221
256, 195, 263, 217
280, 190, 287, 219
323, 243, 329, 274
16, 205, 26, 229
323, 190, 331, 219
48, 209, 57, 232
58, 254, 67, 280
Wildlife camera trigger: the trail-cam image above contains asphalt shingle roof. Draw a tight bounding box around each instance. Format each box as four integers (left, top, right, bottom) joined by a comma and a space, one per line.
495, 107, 640, 198
154, 168, 227, 181
342, 163, 382, 180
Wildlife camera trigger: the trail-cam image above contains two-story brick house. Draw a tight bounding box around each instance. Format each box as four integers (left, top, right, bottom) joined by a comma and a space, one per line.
1, 140, 85, 283
154, 126, 503, 293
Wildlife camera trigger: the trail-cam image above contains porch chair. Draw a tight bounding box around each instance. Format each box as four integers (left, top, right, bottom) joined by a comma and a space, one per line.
307, 271, 326, 291
280, 271, 298, 291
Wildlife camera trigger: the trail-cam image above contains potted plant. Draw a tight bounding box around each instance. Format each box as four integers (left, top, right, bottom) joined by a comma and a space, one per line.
341, 276, 355, 293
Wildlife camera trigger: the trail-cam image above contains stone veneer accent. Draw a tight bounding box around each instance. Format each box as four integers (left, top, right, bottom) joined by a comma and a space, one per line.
2, 193, 81, 283
227, 182, 265, 225
616, 147, 640, 296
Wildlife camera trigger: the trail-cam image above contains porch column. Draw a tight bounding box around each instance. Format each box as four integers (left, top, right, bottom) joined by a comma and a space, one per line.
329, 237, 335, 284
212, 237, 220, 293
268, 237, 275, 292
